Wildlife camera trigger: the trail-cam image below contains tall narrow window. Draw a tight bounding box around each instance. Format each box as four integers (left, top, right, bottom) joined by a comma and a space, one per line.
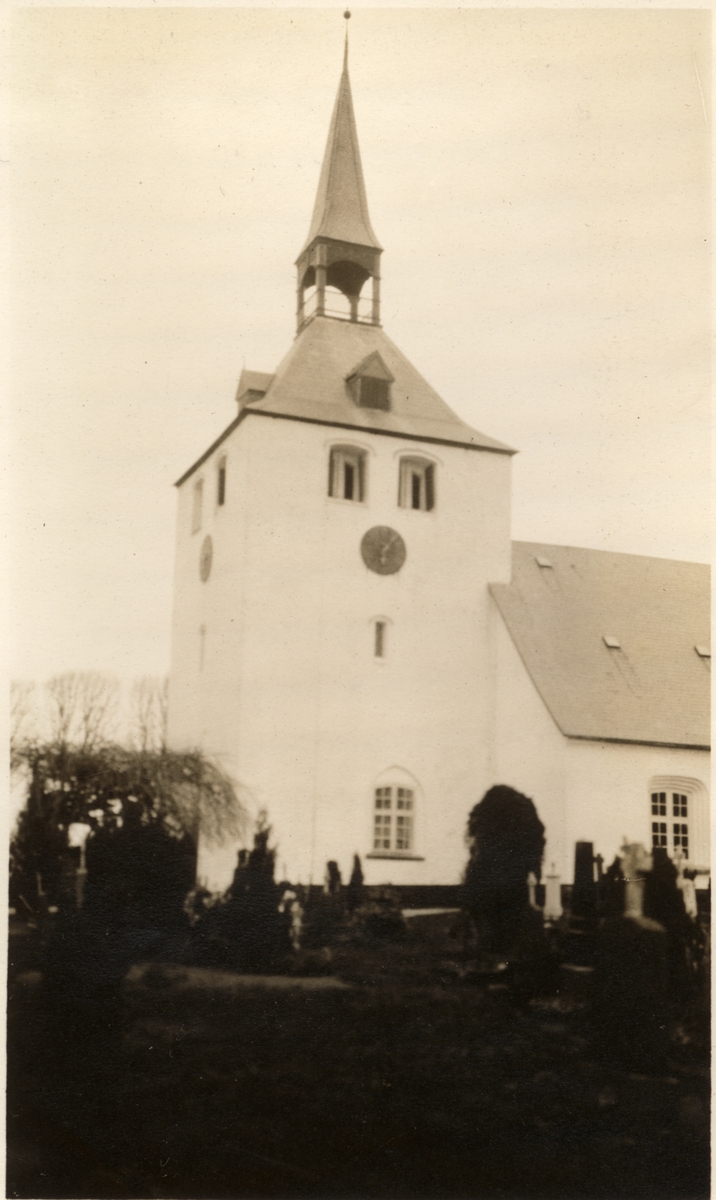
329, 446, 366, 502
399, 457, 435, 511
217, 459, 226, 507
374, 621, 386, 658
192, 479, 203, 533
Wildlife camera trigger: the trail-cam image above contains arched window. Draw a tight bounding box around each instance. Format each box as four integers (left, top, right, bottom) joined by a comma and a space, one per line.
368, 768, 423, 859
398, 457, 435, 511
328, 445, 366, 502
649, 777, 710, 871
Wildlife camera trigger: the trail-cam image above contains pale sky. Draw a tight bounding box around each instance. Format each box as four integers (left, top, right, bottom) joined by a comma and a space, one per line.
10, 7, 710, 682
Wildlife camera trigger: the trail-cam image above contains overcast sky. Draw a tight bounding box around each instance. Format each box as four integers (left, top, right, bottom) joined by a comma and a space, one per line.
10, 6, 710, 683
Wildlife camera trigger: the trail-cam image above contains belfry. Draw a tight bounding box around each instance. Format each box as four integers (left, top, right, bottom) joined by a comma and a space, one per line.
296, 37, 382, 330
168, 32, 710, 896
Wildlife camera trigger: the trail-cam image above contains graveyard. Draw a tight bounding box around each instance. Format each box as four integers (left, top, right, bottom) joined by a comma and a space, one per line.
7, 789, 711, 1200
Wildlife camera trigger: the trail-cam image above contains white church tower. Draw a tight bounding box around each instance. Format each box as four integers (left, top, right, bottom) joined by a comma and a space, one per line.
168, 45, 515, 890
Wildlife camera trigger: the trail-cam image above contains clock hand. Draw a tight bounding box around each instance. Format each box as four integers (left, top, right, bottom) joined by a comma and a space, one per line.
379, 531, 399, 565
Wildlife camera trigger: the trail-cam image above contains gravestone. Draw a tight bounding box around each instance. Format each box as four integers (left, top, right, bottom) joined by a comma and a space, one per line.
543, 866, 562, 922
673, 848, 698, 919
562, 841, 598, 966
593, 842, 668, 1070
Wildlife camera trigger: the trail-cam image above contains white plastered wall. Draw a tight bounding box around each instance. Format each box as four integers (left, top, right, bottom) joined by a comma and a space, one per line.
169, 409, 513, 891
491, 597, 710, 882
563, 739, 710, 877
490, 597, 568, 878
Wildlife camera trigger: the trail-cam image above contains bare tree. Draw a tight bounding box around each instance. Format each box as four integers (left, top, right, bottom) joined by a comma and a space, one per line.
11, 681, 38, 757
157, 675, 169, 750
129, 675, 169, 751
45, 672, 119, 749
45, 673, 81, 745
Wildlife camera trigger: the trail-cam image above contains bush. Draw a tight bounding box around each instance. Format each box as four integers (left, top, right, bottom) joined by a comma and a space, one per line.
190, 816, 291, 972
463, 785, 546, 959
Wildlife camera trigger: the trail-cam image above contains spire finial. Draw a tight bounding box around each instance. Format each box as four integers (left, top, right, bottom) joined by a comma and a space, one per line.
343, 11, 350, 67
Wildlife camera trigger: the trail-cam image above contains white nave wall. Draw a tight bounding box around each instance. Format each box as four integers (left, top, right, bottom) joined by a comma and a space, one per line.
491, 603, 710, 882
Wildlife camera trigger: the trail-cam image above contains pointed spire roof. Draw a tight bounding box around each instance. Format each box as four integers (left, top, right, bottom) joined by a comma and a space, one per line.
299, 54, 382, 256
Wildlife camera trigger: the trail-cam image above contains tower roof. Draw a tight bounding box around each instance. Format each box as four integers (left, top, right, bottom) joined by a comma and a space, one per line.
236, 317, 514, 453
298, 54, 382, 257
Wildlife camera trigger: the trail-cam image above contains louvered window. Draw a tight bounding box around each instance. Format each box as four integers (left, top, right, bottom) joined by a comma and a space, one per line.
399, 458, 435, 512
329, 446, 366, 502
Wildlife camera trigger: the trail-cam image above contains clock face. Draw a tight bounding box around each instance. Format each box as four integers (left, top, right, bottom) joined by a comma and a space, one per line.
199, 535, 213, 582
361, 526, 406, 575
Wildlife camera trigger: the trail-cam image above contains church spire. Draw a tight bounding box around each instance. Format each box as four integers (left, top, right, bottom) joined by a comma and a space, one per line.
295, 19, 383, 331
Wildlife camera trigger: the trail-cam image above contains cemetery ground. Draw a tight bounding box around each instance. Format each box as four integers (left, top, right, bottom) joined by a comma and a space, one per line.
7, 911, 710, 1200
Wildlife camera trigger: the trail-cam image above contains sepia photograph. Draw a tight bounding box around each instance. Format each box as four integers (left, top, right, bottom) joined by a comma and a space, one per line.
8, 7, 710, 1198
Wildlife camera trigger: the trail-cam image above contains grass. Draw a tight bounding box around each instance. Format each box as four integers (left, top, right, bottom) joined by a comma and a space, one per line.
7, 915, 710, 1199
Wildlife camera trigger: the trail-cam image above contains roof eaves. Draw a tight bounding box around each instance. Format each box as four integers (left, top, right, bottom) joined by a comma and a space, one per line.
488, 584, 571, 737
249, 407, 517, 454
566, 732, 711, 752
174, 411, 247, 487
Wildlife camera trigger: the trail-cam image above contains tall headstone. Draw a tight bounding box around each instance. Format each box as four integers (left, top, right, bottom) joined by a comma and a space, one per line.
593, 842, 668, 1070
562, 841, 598, 965
543, 863, 562, 922
673, 848, 698, 919
571, 841, 597, 922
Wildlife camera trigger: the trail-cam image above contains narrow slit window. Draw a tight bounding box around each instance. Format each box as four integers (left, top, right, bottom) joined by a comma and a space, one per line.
192, 480, 203, 533
374, 621, 386, 658
329, 446, 366, 502
217, 460, 226, 507
399, 458, 435, 511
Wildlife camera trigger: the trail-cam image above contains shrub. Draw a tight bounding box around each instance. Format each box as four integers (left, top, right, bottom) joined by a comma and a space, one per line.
192, 815, 291, 972
463, 784, 545, 958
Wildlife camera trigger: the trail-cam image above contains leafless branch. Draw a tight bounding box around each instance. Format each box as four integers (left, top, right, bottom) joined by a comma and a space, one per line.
45, 672, 119, 749
129, 675, 169, 751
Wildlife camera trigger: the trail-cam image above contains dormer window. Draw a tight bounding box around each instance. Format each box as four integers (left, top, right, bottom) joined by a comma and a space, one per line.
329, 445, 366, 502
346, 352, 394, 412
399, 457, 435, 512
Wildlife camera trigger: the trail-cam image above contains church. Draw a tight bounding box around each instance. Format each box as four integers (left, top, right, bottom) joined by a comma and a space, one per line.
167, 49, 710, 896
